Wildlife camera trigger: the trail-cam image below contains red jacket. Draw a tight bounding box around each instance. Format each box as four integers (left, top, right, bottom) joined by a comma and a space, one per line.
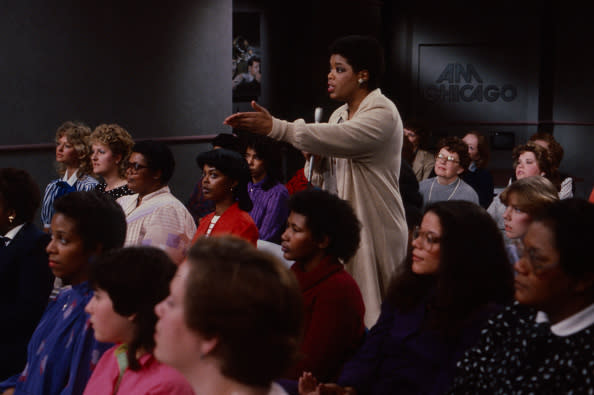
193, 202, 258, 246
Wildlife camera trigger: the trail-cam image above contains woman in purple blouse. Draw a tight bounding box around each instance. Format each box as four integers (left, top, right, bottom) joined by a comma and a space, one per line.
243, 134, 289, 244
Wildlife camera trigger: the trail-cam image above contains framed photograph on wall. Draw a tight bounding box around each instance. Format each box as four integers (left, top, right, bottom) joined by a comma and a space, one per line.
232, 12, 261, 103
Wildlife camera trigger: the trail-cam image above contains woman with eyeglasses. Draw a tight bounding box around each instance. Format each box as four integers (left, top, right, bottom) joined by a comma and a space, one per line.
449, 198, 594, 394
298, 200, 514, 395
418, 137, 479, 207
117, 140, 196, 264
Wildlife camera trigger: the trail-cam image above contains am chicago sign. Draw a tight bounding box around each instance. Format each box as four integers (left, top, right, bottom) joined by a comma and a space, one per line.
423, 63, 517, 103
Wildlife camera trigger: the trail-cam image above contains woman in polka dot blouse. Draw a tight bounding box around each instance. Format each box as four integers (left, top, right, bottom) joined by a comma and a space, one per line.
449, 198, 594, 394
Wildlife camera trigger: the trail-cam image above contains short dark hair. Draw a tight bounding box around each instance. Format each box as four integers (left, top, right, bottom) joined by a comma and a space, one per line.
132, 140, 175, 184
387, 201, 514, 336
288, 189, 361, 262
512, 142, 557, 188
184, 236, 303, 387
437, 136, 471, 171
211, 133, 241, 152
89, 246, 176, 370
196, 148, 253, 212
53, 190, 126, 252
0, 168, 41, 224
329, 35, 385, 90
533, 198, 594, 279
243, 134, 284, 189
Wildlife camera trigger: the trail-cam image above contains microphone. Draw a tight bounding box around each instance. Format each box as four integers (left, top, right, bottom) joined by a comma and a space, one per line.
308, 107, 323, 182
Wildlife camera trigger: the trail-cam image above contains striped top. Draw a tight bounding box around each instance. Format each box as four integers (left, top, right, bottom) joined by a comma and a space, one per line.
117, 186, 196, 264
41, 171, 99, 229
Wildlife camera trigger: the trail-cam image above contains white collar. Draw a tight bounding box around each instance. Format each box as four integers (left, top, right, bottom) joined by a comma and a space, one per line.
4, 223, 25, 245
62, 169, 79, 186
535, 303, 594, 337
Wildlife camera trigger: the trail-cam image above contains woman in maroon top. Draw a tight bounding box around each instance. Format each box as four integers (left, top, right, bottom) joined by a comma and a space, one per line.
280, 189, 365, 383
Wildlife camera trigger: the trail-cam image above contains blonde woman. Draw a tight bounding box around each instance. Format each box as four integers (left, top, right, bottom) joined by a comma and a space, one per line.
90, 124, 135, 199
41, 121, 98, 231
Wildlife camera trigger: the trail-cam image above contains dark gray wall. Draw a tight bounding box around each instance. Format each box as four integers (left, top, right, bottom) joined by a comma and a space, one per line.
386, 5, 593, 197
0, 0, 232, 227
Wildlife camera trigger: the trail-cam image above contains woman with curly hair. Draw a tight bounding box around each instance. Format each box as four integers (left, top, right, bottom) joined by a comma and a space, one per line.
40, 121, 98, 231
90, 124, 135, 200
418, 136, 479, 206
528, 131, 573, 199
279, 189, 364, 385
487, 142, 556, 241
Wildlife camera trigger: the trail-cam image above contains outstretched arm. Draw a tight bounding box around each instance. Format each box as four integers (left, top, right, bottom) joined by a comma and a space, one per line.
223, 101, 273, 136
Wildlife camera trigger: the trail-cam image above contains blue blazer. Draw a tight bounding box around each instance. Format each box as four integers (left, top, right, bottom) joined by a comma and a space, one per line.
0, 222, 53, 379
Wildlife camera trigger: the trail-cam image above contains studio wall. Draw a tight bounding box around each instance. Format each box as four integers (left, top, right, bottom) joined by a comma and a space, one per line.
0, 0, 233, 227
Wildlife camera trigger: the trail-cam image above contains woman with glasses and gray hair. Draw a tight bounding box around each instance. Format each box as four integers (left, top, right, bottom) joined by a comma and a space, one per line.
449, 198, 594, 394
298, 200, 513, 395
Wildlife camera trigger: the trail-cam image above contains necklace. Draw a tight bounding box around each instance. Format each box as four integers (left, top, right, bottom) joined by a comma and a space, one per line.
428, 177, 461, 203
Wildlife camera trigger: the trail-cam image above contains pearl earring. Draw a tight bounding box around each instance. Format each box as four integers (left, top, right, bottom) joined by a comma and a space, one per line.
358, 78, 365, 85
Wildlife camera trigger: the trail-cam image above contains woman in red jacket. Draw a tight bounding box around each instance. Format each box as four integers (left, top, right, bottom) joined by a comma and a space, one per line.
192, 148, 258, 246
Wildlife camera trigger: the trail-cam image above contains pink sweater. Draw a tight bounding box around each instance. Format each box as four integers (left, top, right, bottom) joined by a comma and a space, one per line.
83, 345, 194, 395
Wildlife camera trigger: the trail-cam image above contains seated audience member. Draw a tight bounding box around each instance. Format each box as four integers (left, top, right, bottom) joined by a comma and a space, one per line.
117, 140, 196, 264
90, 123, 135, 200
244, 134, 290, 244
186, 133, 242, 224
281, 190, 365, 383
488, 142, 555, 241
83, 247, 193, 395
0, 191, 126, 395
298, 201, 514, 395
529, 131, 573, 198
499, 176, 558, 263
404, 121, 435, 182
419, 137, 479, 206
41, 121, 98, 231
461, 130, 494, 208
0, 168, 54, 379
449, 198, 594, 394
192, 148, 258, 246
154, 236, 303, 395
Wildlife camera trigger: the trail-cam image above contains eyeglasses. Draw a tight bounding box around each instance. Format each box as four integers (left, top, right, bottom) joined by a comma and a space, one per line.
125, 161, 150, 172
514, 240, 558, 275
436, 153, 460, 164
412, 226, 441, 249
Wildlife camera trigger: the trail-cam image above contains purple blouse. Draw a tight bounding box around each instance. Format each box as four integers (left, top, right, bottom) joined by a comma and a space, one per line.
248, 178, 289, 243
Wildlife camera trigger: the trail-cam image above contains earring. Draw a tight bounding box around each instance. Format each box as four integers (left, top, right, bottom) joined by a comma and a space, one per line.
358, 78, 365, 85
8, 215, 14, 224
